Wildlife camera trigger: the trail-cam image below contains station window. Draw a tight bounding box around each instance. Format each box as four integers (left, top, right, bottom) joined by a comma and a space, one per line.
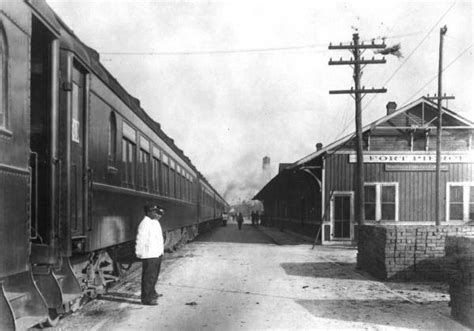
364, 183, 398, 221
0, 25, 7, 129
108, 112, 117, 164
122, 138, 136, 188
412, 131, 427, 151
447, 182, 474, 222
138, 148, 150, 191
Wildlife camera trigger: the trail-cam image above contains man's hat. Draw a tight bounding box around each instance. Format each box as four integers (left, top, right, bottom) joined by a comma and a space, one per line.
144, 204, 164, 215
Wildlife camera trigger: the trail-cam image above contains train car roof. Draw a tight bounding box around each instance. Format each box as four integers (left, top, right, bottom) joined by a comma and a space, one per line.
29, 0, 223, 193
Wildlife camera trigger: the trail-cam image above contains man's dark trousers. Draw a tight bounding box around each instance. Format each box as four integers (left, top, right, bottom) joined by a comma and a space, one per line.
141, 255, 162, 303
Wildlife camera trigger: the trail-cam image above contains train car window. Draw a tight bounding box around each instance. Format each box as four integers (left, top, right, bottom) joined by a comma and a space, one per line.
176, 165, 181, 200
170, 167, 176, 198
181, 170, 185, 201
0, 25, 7, 129
152, 146, 161, 194
121, 138, 136, 188
108, 112, 117, 164
152, 156, 161, 194
162, 154, 169, 196
138, 148, 150, 191
121, 122, 136, 187
184, 173, 188, 201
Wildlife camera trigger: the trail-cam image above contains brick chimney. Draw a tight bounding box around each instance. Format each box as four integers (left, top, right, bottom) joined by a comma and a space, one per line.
262, 156, 270, 170
386, 101, 397, 115
316, 143, 323, 151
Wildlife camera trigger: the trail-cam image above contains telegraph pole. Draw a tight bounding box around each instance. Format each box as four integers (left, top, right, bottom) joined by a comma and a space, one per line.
426, 25, 454, 226
329, 34, 387, 225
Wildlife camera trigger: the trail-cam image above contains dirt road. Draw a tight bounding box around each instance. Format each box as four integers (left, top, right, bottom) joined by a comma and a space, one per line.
56, 223, 468, 330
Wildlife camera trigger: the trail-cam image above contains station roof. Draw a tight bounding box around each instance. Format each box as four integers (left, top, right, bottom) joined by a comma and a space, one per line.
253, 97, 474, 201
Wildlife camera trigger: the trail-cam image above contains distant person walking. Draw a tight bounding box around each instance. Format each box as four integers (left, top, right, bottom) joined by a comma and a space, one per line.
237, 212, 244, 230
136, 204, 165, 305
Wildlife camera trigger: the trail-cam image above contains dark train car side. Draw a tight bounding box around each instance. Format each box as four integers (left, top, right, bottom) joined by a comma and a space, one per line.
0, 2, 51, 329
0, 1, 228, 329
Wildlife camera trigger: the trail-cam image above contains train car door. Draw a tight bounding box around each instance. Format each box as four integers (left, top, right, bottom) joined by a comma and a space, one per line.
330, 192, 353, 240
70, 63, 88, 239
29, 16, 59, 250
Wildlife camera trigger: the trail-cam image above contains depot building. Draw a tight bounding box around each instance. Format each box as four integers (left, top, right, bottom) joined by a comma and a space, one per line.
254, 97, 474, 245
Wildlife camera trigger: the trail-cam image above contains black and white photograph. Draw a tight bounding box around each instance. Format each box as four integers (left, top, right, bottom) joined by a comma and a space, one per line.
0, 0, 473, 329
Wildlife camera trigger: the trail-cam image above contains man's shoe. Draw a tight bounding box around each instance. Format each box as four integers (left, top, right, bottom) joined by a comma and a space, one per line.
142, 299, 158, 306
151, 293, 163, 299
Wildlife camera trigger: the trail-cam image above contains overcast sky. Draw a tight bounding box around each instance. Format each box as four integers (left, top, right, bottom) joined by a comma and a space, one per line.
47, 0, 473, 204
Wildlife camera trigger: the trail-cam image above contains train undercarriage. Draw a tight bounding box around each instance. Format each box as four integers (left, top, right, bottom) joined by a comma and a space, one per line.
1, 244, 134, 330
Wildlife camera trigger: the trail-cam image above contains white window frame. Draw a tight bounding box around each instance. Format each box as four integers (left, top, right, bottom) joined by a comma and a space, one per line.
446, 182, 474, 222
364, 182, 399, 221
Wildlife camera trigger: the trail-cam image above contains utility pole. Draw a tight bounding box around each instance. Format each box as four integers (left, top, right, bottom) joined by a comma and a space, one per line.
329, 34, 387, 226
426, 25, 454, 226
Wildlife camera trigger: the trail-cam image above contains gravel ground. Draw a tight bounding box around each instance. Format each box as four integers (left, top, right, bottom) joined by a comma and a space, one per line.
52, 223, 468, 330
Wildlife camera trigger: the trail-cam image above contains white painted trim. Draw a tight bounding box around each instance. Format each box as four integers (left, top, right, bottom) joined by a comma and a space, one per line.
446, 182, 474, 222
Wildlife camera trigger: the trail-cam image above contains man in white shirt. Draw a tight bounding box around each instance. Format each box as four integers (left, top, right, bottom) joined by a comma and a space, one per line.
136, 204, 165, 305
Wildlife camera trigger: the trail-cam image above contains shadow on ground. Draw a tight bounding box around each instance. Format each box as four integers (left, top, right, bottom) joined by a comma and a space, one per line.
296, 299, 455, 329
195, 223, 278, 244
281, 262, 360, 280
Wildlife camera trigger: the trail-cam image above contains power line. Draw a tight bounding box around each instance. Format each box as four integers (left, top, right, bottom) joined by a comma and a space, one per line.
100, 43, 328, 56
332, 1, 458, 141
402, 43, 473, 105
362, 1, 457, 110
332, 42, 472, 141
99, 31, 429, 57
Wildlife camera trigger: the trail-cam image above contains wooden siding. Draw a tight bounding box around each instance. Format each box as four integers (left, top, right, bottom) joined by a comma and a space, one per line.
325, 153, 474, 222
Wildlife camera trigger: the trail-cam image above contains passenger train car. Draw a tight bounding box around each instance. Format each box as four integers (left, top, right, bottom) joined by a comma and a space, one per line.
0, 1, 228, 329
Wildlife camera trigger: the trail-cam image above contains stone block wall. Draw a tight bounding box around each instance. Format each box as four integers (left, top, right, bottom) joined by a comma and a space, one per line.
357, 225, 474, 281
445, 235, 474, 328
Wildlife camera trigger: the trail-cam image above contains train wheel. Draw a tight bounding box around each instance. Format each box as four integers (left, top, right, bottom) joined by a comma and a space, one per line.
84, 251, 119, 295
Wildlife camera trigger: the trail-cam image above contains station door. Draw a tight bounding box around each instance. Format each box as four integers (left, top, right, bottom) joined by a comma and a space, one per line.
331, 193, 353, 240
